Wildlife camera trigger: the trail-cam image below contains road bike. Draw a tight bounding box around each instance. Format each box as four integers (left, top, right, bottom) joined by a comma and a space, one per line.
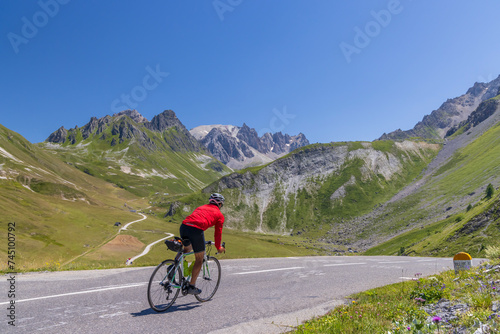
147, 237, 223, 312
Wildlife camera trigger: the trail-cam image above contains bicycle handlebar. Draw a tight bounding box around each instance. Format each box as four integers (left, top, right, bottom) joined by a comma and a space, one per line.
205, 241, 225, 254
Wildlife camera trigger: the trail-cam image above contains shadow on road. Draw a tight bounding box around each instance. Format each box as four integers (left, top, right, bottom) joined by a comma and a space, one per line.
131, 302, 201, 317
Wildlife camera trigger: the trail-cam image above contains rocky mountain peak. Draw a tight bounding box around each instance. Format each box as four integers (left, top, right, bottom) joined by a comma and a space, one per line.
191, 123, 310, 169
46, 126, 68, 144
113, 109, 148, 123
236, 123, 262, 151
45, 108, 203, 153
146, 110, 185, 132
379, 74, 500, 140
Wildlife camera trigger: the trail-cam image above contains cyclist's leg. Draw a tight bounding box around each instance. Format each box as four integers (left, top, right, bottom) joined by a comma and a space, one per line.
179, 224, 205, 283
180, 224, 206, 287
179, 224, 193, 257
190, 251, 204, 286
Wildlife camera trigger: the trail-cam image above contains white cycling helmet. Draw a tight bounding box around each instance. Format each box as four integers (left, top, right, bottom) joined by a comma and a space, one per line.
209, 193, 225, 207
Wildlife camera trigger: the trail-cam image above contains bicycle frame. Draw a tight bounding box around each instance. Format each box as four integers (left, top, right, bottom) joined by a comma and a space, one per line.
164, 243, 216, 289
164, 250, 193, 289
148, 240, 223, 312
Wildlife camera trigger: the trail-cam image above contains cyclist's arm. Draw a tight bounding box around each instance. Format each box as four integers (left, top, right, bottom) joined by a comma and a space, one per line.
214, 215, 224, 251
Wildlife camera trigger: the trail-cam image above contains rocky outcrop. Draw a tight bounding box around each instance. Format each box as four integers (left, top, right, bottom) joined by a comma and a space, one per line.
236, 123, 263, 152
113, 109, 148, 123
46, 126, 68, 143
203, 141, 440, 234
380, 75, 500, 140
146, 110, 185, 132
447, 197, 500, 242
46, 109, 203, 153
42, 109, 230, 197
201, 127, 254, 164
446, 98, 500, 137
191, 123, 310, 169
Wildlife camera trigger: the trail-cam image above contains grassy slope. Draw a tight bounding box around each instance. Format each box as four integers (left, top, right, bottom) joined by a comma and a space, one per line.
151, 141, 439, 259
366, 121, 500, 257
207, 141, 439, 238
0, 124, 319, 271
59, 215, 328, 270
40, 117, 230, 198
0, 124, 145, 270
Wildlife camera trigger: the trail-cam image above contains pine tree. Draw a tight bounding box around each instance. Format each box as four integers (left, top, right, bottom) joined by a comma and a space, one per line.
486, 183, 494, 199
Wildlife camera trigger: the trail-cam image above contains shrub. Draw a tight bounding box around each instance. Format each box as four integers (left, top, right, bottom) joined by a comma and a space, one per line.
409, 277, 446, 304
485, 183, 494, 199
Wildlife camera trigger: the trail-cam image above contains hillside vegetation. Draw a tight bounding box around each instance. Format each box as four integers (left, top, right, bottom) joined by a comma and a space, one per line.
0, 124, 144, 270
163, 141, 439, 250
364, 117, 500, 258
41, 110, 230, 198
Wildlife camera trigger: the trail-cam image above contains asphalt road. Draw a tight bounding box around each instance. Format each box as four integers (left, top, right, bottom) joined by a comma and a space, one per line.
1, 256, 473, 334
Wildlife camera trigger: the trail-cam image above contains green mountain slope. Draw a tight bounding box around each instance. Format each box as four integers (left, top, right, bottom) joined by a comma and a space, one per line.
365, 118, 500, 257
40, 110, 230, 197
164, 141, 440, 243
0, 124, 146, 270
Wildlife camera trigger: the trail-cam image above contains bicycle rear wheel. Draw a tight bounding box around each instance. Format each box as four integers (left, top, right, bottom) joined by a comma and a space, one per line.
195, 256, 221, 302
147, 260, 181, 312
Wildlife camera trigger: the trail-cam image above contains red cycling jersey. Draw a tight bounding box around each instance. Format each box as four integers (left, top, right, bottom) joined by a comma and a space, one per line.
182, 204, 225, 250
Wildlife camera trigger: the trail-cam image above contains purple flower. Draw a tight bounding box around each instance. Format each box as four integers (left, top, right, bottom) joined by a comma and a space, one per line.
432, 316, 442, 323
407, 326, 411, 330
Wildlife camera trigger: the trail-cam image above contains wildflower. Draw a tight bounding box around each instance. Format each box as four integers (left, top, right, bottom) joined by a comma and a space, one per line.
432, 316, 441, 323
407, 326, 411, 330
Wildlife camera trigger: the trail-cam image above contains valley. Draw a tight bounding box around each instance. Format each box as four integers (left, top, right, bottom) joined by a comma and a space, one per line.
1, 76, 499, 271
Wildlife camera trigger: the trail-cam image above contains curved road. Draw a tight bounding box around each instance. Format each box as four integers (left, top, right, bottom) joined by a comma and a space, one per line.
1, 256, 473, 334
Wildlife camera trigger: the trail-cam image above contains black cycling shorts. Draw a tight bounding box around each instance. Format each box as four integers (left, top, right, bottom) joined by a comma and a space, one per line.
180, 224, 205, 253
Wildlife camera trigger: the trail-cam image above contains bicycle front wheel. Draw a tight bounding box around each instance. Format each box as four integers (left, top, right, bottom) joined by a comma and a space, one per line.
195, 256, 221, 302
147, 260, 181, 312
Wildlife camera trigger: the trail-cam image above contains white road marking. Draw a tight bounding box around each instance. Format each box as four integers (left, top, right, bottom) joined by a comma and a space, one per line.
99, 311, 128, 318
377, 261, 409, 264
417, 259, 436, 262
0, 282, 147, 305
81, 310, 108, 316
232, 267, 304, 275
323, 262, 367, 267
37, 322, 67, 331
399, 277, 418, 280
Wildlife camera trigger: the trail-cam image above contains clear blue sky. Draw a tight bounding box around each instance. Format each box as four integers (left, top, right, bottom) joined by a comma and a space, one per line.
2, 1, 500, 144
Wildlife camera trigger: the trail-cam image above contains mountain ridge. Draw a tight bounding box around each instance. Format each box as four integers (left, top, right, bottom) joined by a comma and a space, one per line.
42, 109, 230, 197
190, 123, 309, 169
379, 75, 500, 140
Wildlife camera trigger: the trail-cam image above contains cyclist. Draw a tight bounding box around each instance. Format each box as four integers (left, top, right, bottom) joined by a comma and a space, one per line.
179, 193, 226, 295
